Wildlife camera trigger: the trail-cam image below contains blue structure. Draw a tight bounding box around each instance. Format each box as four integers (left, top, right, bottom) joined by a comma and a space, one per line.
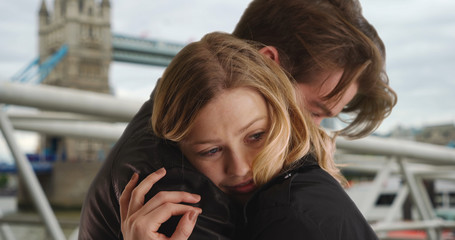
12, 33, 185, 85
11, 45, 68, 84
0, 154, 54, 174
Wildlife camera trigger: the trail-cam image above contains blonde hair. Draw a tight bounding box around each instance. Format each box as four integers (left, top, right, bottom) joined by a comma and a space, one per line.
151, 32, 345, 185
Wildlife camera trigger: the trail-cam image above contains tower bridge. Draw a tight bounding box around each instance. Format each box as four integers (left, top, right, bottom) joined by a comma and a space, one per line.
12, 0, 185, 165
7, 0, 186, 170
18, 0, 185, 89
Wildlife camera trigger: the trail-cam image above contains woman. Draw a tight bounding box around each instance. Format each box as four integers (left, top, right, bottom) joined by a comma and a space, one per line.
120, 32, 377, 239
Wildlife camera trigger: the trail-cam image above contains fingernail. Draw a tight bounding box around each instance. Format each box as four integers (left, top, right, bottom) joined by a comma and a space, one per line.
156, 167, 166, 175
189, 211, 199, 221
192, 194, 201, 201
131, 172, 138, 181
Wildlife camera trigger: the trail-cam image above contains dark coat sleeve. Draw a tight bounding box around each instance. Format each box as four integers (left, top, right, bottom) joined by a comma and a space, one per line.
78, 97, 161, 240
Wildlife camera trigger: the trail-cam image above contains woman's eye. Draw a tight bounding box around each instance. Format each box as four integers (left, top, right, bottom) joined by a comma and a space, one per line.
247, 132, 265, 143
200, 147, 222, 157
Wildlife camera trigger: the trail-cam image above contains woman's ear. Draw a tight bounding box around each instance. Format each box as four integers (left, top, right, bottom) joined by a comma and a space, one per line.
259, 46, 280, 65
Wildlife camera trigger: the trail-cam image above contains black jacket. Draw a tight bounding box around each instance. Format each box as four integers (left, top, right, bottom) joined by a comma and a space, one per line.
78, 95, 241, 240
79, 93, 377, 240
243, 156, 378, 240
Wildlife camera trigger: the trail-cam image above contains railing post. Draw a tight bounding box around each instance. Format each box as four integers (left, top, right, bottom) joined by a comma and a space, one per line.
397, 158, 440, 240
384, 184, 409, 223
358, 158, 394, 215
0, 109, 66, 240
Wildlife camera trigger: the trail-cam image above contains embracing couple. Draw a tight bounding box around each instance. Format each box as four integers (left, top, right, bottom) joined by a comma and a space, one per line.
79, 0, 397, 239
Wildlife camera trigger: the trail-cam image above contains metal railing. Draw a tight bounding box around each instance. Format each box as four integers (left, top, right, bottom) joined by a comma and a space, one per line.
1, 81, 454, 240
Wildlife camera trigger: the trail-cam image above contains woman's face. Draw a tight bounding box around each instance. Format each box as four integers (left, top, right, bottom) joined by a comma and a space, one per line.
179, 87, 269, 202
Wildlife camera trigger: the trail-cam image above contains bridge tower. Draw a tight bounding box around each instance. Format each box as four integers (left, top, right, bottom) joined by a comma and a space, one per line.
37, 0, 113, 163
38, 0, 111, 92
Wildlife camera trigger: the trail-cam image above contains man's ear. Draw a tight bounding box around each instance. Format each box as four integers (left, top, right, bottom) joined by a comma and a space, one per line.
259, 46, 280, 65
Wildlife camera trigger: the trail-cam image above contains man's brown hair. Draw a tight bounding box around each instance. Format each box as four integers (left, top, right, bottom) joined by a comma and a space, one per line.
233, 0, 397, 138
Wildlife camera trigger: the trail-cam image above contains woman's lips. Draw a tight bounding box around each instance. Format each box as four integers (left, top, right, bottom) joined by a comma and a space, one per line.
225, 179, 256, 195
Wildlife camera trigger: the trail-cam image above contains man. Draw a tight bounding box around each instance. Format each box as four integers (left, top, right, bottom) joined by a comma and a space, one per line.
234, 0, 396, 138
78, 0, 396, 239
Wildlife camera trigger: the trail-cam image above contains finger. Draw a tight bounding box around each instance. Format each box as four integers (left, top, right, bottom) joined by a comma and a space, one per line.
129, 168, 166, 214
142, 191, 200, 214
147, 203, 202, 232
170, 210, 201, 240
120, 172, 139, 221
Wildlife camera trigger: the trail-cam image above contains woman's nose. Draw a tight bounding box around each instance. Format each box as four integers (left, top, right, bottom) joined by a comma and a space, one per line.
226, 151, 251, 177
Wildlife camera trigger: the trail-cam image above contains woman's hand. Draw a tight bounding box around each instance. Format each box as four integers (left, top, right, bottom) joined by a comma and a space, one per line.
120, 168, 202, 240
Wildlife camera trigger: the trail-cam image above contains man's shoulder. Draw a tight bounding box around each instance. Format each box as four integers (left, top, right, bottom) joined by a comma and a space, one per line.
248, 163, 363, 223
289, 166, 359, 214
247, 165, 378, 239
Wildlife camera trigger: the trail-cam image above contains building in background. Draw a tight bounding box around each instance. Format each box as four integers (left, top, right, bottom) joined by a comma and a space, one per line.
415, 123, 455, 147
38, 0, 113, 162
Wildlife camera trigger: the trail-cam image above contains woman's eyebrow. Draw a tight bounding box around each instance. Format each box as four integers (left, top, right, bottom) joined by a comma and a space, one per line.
190, 138, 221, 146
237, 116, 267, 134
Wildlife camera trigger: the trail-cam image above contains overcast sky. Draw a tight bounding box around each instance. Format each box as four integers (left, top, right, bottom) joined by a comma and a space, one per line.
1, 0, 455, 160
